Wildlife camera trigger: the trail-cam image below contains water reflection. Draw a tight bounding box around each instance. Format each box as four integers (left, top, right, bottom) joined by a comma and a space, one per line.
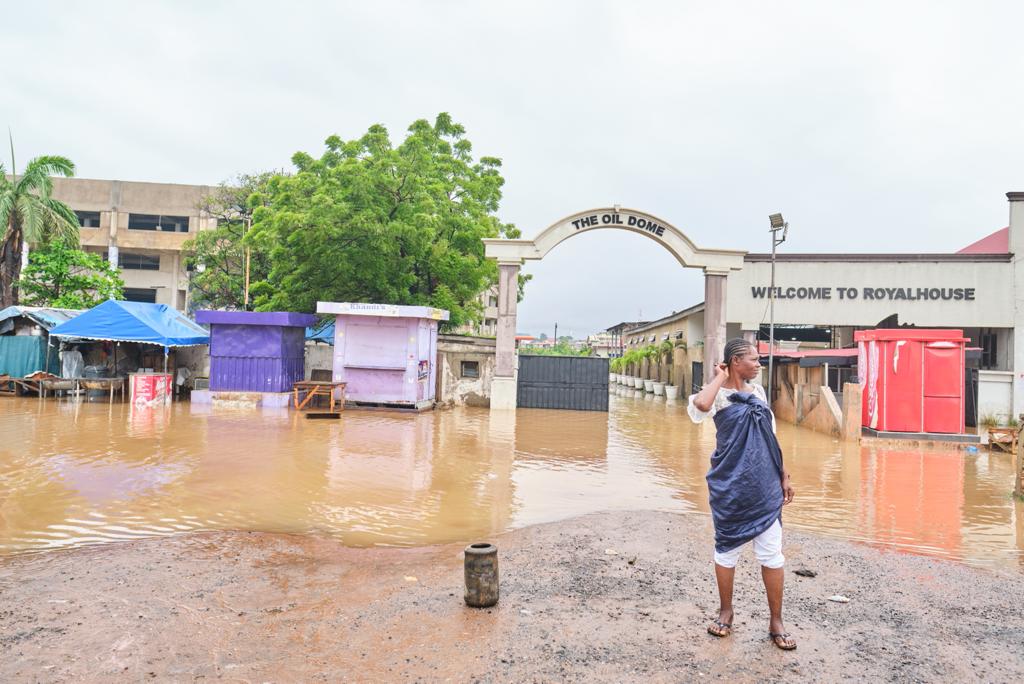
0, 391, 1021, 569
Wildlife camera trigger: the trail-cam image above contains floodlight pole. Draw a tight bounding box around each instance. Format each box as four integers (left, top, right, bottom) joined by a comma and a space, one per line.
767, 215, 788, 406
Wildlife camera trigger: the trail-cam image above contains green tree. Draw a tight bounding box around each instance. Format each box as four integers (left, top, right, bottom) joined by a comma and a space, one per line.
182, 173, 274, 311
20, 239, 124, 309
522, 339, 591, 357
0, 150, 79, 307
248, 113, 522, 328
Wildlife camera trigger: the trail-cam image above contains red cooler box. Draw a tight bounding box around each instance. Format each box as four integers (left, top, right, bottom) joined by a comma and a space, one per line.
855, 329, 967, 434
129, 372, 173, 407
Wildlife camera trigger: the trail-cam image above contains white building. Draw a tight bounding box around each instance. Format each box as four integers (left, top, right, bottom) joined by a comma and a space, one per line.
711, 192, 1021, 421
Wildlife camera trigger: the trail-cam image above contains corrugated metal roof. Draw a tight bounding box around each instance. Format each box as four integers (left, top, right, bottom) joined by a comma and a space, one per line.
0, 306, 83, 332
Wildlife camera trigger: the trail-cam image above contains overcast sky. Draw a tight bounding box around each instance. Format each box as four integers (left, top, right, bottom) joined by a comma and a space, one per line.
5, 1, 1023, 336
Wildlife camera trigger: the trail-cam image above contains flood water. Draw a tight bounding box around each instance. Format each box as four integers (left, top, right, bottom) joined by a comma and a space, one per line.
2, 390, 1022, 570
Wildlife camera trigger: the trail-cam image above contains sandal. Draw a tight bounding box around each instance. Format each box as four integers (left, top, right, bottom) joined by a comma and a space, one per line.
769, 632, 797, 650
707, 619, 732, 637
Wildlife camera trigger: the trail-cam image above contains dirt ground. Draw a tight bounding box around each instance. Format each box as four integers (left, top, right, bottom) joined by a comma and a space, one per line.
2, 510, 1023, 683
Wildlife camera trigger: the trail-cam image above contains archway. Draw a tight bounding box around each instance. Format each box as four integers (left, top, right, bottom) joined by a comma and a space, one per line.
484, 207, 747, 410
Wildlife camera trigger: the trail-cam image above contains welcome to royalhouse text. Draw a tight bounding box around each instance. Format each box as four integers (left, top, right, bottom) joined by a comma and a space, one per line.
750, 286, 977, 301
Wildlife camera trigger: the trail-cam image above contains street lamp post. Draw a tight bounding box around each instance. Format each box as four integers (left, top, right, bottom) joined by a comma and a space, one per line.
767, 213, 789, 405
242, 216, 252, 311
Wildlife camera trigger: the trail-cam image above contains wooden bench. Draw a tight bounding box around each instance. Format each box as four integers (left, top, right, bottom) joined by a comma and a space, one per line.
988, 426, 1019, 454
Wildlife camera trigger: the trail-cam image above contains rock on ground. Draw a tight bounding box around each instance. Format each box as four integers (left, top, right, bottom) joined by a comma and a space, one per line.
1, 510, 1023, 682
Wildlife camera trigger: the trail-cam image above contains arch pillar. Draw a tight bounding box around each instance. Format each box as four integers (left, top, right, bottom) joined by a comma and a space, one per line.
483, 207, 748, 410
703, 269, 729, 384
492, 260, 521, 410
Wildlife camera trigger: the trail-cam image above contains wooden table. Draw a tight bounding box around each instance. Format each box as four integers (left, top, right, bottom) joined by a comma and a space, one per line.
292, 381, 346, 412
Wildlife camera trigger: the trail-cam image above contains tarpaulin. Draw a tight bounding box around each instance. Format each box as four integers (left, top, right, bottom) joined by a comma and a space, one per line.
48, 300, 209, 347
305, 319, 335, 344
0, 335, 59, 377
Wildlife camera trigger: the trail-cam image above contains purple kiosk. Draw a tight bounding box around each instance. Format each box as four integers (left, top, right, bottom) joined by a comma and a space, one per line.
316, 302, 448, 410
193, 310, 317, 407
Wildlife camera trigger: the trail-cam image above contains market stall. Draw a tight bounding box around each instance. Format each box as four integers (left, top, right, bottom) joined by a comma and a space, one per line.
48, 300, 209, 406
315, 302, 448, 410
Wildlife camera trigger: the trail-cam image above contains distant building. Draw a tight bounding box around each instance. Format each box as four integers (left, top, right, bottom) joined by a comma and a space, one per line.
603, 321, 648, 357
586, 332, 618, 357
453, 284, 498, 337
48, 178, 215, 309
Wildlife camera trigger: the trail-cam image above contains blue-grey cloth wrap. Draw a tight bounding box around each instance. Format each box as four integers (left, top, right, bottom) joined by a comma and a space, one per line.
707, 391, 784, 553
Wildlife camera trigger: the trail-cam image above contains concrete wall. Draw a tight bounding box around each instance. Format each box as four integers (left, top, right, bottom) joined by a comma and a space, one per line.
304, 342, 334, 380
436, 334, 496, 407
771, 363, 846, 438
841, 382, 863, 440
978, 370, 1013, 424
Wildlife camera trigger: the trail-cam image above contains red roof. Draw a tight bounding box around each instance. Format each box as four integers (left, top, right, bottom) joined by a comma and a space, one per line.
958, 227, 1008, 254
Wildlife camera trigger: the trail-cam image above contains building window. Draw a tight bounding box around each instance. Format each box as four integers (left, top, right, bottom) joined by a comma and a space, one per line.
75, 210, 101, 228
981, 332, 998, 369
103, 252, 161, 270
488, 296, 498, 308
461, 361, 480, 378
120, 253, 161, 270
128, 213, 190, 232
123, 288, 158, 303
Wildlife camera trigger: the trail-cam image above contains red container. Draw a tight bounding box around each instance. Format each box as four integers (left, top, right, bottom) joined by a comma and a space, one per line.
855, 329, 967, 434
129, 372, 173, 408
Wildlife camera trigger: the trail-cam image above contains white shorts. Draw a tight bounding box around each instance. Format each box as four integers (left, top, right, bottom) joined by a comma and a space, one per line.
713, 519, 784, 569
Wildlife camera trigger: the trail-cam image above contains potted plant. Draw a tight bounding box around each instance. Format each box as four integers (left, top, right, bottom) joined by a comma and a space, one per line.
620, 349, 636, 386
650, 343, 666, 396
642, 345, 658, 392
624, 349, 644, 388
609, 357, 621, 384
660, 339, 678, 399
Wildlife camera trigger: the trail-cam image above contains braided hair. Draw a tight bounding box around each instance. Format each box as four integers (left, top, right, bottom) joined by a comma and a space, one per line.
723, 338, 755, 368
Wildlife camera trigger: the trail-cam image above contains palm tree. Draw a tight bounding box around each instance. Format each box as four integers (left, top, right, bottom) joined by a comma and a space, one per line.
0, 150, 79, 307
623, 348, 642, 377
642, 344, 660, 381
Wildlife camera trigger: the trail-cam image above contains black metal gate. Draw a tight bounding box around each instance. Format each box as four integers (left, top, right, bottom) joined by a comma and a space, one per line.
691, 361, 704, 393
517, 355, 609, 411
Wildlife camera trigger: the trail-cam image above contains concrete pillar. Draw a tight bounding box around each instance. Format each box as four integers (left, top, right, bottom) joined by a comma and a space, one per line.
742, 329, 757, 345
491, 261, 521, 410
1010, 192, 1024, 418
703, 269, 728, 384
107, 210, 120, 269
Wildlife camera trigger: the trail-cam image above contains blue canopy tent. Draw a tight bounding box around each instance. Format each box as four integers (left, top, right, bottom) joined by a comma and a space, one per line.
49, 300, 209, 372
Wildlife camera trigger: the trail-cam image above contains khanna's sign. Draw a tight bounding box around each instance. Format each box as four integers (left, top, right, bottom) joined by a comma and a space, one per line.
750, 286, 977, 302
571, 211, 667, 237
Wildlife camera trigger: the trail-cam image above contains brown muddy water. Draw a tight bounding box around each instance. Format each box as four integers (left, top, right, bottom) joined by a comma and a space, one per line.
2, 390, 1022, 570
